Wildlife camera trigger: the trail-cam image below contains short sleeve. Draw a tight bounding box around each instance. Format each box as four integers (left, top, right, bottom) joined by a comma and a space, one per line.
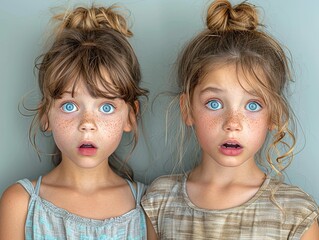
141, 178, 163, 234
292, 194, 319, 239
141, 175, 180, 235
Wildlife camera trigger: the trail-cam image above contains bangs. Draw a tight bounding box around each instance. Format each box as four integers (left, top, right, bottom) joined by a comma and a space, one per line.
46, 41, 131, 100
238, 57, 290, 129
198, 53, 281, 125
39, 28, 142, 103
238, 56, 287, 117
199, 55, 269, 101
238, 57, 272, 101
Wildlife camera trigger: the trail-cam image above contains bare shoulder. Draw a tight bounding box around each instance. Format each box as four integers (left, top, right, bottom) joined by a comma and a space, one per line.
1, 182, 30, 197
0, 183, 30, 211
301, 220, 319, 239
146, 213, 158, 240
0, 183, 30, 239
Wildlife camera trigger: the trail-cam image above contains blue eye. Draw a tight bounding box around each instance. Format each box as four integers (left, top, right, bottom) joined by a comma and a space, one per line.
61, 102, 77, 113
246, 101, 262, 112
206, 100, 223, 111
100, 103, 115, 114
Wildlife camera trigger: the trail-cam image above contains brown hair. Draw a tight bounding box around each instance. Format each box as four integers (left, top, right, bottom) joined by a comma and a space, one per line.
176, 0, 295, 177
30, 5, 148, 179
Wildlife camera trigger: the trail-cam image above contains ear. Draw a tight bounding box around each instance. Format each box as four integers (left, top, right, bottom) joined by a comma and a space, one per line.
180, 94, 193, 126
268, 123, 276, 131
40, 113, 51, 132
123, 101, 139, 132
268, 118, 276, 131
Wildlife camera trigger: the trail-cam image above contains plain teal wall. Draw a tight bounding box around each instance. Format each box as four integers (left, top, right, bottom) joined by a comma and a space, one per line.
1, 0, 318, 202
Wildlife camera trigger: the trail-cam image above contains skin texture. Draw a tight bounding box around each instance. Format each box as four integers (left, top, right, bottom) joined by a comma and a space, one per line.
47, 81, 132, 170
181, 64, 319, 238
0, 184, 28, 239
0, 80, 146, 239
301, 221, 319, 240
182, 64, 268, 210
187, 64, 270, 170
146, 214, 158, 239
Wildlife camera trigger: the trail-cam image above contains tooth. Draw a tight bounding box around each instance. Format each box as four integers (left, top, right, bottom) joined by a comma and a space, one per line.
82, 144, 93, 148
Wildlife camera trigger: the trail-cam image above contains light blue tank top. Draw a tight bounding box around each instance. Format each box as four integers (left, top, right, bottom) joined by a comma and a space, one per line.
18, 176, 147, 240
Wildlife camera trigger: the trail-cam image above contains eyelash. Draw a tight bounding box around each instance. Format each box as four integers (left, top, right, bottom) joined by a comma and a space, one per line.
205, 99, 223, 111
204, 99, 263, 112
99, 103, 115, 114
245, 101, 263, 112
59, 101, 116, 114
60, 101, 78, 113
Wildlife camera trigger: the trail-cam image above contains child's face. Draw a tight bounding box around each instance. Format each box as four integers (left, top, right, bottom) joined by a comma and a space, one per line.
185, 64, 270, 168
46, 80, 133, 169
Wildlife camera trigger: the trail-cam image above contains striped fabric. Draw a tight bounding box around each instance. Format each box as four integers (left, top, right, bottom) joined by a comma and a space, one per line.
142, 174, 319, 239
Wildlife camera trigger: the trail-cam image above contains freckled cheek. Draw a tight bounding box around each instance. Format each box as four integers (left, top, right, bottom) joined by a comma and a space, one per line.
195, 112, 223, 133
245, 114, 269, 131
205, 117, 221, 129
49, 118, 75, 148
98, 118, 124, 139
247, 118, 269, 145
50, 118, 75, 131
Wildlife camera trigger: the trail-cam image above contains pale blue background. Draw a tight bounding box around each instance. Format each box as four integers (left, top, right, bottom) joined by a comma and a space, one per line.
1, 0, 318, 203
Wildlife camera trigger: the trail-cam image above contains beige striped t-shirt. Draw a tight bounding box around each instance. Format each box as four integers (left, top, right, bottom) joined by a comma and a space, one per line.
142, 174, 319, 239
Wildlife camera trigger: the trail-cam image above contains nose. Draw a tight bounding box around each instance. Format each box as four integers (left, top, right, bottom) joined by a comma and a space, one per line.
78, 113, 97, 132
222, 111, 243, 132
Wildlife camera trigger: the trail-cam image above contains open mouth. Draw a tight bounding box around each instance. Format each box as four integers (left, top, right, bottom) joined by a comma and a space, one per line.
79, 144, 96, 149
221, 142, 242, 149
219, 141, 243, 156
78, 143, 97, 156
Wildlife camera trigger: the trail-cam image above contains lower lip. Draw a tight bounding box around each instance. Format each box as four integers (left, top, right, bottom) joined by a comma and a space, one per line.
78, 147, 97, 156
219, 147, 243, 156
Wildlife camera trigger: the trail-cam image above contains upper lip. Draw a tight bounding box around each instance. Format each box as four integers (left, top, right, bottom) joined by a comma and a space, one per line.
220, 140, 243, 148
78, 141, 97, 148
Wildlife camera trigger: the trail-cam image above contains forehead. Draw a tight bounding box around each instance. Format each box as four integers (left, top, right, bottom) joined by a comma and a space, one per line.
198, 63, 266, 94
199, 64, 246, 88
60, 68, 118, 98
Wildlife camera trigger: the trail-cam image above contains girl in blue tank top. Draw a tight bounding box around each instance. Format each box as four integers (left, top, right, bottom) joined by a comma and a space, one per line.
0, 5, 155, 240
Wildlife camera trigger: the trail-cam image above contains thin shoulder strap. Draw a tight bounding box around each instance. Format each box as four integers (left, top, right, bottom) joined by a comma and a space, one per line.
34, 176, 42, 195
17, 179, 34, 196
16, 176, 42, 196
125, 179, 147, 204
135, 182, 147, 204
125, 179, 137, 200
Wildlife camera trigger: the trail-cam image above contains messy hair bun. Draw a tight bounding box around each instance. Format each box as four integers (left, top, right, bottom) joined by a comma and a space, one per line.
35, 4, 147, 176
54, 5, 132, 37
206, 0, 258, 31
177, 0, 295, 180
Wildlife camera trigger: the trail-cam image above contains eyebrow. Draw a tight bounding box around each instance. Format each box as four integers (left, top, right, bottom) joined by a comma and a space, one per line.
60, 91, 75, 97
245, 89, 260, 97
60, 90, 119, 100
200, 87, 223, 94
200, 86, 260, 97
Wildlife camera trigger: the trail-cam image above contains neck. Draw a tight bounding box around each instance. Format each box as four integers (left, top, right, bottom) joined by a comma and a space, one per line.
189, 157, 265, 187
45, 160, 124, 192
